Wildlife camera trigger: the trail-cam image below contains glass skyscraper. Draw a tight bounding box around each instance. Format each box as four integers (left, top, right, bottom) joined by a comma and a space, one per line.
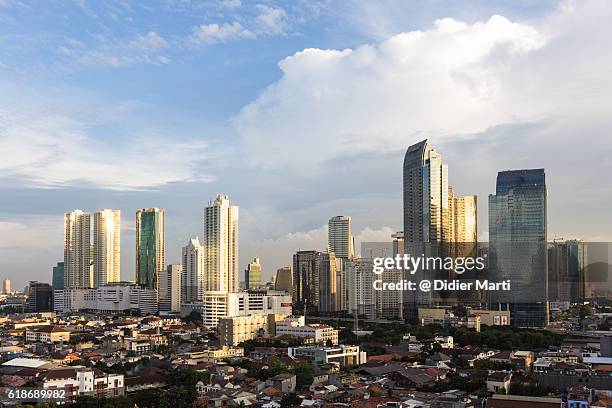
244, 257, 262, 290
136, 208, 165, 290
403, 140, 451, 312
489, 169, 548, 327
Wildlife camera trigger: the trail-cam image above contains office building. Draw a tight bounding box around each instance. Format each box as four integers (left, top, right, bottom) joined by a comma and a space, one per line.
448, 187, 478, 257
403, 139, 450, 247
53, 283, 158, 315
548, 239, 586, 303
2, 278, 10, 294
244, 257, 262, 289
93, 209, 121, 287
204, 194, 239, 293
135, 208, 165, 290
347, 258, 376, 319
27, 281, 53, 312
275, 266, 292, 294
328, 215, 354, 259
64, 210, 92, 288
319, 251, 339, 313
292, 250, 321, 310
403, 140, 451, 312
52, 262, 64, 291
182, 237, 205, 303
489, 169, 548, 327
159, 264, 181, 313
358, 241, 404, 319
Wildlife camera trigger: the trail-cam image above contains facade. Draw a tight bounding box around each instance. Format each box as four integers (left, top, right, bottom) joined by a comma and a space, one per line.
448, 188, 478, 257
218, 313, 285, 346
403, 140, 450, 247
292, 250, 321, 309
53, 283, 158, 315
64, 210, 92, 289
52, 262, 64, 290
548, 239, 586, 303
359, 241, 404, 319
159, 264, 181, 313
27, 281, 53, 312
25, 325, 70, 343
93, 209, 121, 287
182, 290, 292, 328
182, 237, 205, 303
288, 344, 366, 367
347, 258, 376, 319
135, 208, 165, 290
204, 194, 239, 293
184, 346, 244, 363
244, 257, 262, 290
2, 278, 10, 294
276, 316, 339, 345
274, 266, 292, 294
489, 169, 548, 327
41, 368, 124, 403
328, 215, 354, 259
319, 251, 338, 313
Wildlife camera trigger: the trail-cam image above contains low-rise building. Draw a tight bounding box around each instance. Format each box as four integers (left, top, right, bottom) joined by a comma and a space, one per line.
485, 394, 562, 408
25, 326, 70, 343
218, 313, 286, 346
288, 344, 366, 367
181, 346, 244, 364
182, 290, 292, 328
487, 371, 512, 393
269, 373, 296, 393
54, 283, 157, 315
40, 367, 124, 403
276, 316, 339, 345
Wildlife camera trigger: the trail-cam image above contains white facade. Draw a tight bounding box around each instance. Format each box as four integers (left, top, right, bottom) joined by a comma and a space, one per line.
42, 367, 124, 402
54, 284, 158, 315
204, 194, 239, 293
3, 278, 10, 294
276, 316, 339, 345
328, 215, 354, 259
182, 290, 292, 328
182, 237, 206, 303
218, 313, 277, 346
159, 264, 181, 313
64, 210, 92, 289
347, 258, 375, 319
288, 345, 366, 367
93, 209, 121, 287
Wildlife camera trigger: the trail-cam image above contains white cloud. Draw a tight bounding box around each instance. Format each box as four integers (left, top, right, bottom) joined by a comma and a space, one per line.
220, 0, 241, 9
189, 22, 254, 46
234, 13, 550, 169
232, 0, 612, 243
255, 4, 289, 35
58, 31, 171, 67
0, 96, 213, 190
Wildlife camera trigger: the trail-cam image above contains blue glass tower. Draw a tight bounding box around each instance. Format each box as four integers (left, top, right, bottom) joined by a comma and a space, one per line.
489, 169, 548, 327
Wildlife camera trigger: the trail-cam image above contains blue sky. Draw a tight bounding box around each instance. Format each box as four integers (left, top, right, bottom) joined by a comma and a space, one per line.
1, 0, 611, 289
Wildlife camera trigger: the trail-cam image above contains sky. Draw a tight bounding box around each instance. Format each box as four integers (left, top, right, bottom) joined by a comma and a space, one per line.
1, 0, 611, 289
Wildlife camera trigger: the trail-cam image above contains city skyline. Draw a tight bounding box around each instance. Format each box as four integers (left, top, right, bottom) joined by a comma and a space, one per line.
2, 1, 612, 288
